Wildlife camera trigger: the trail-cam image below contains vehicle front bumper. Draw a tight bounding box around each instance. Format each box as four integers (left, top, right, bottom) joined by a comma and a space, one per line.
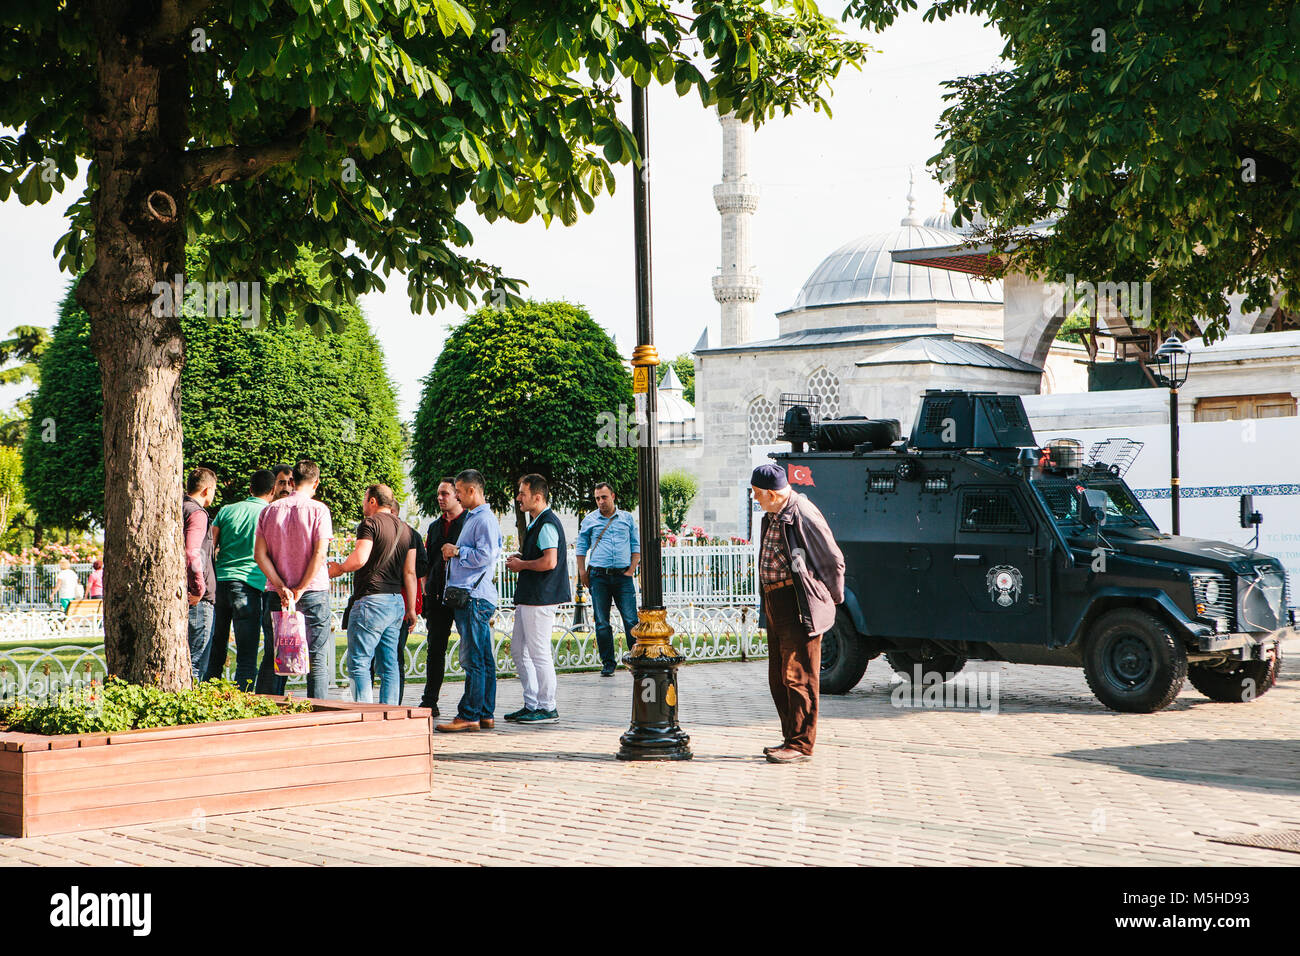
1197, 630, 1290, 656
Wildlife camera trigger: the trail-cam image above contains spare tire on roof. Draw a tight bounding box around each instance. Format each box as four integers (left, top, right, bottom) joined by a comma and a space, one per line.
815, 417, 901, 451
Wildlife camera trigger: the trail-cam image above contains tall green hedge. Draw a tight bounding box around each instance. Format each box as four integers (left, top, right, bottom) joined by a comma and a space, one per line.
24, 283, 405, 528
411, 300, 636, 519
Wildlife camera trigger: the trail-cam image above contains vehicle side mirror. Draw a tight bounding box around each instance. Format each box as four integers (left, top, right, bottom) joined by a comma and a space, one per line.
1082, 489, 1107, 527
1239, 493, 1262, 529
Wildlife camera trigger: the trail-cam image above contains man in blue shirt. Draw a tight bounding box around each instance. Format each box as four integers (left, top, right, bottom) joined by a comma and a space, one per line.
435, 469, 504, 732
576, 482, 641, 676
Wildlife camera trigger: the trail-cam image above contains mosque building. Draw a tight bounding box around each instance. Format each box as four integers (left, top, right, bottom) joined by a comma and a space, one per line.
655, 113, 1095, 535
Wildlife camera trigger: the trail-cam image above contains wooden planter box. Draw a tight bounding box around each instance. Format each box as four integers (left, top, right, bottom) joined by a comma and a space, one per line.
0, 700, 433, 837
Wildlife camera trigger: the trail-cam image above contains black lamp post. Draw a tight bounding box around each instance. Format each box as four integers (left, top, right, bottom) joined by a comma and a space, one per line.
1151, 333, 1191, 534
616, 63, 691, 762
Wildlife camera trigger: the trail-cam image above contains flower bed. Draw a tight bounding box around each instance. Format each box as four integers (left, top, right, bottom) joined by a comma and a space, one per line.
0, 695, 433, 837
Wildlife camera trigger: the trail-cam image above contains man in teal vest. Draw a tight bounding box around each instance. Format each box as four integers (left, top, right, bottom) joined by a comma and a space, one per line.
504, 474, 571, 723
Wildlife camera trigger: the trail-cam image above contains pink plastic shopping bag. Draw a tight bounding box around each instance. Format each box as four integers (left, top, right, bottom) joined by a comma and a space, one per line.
273, 595, 310, 677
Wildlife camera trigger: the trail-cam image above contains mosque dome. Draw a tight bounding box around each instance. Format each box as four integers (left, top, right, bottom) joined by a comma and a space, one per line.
656, 364, 696, 425
786, 185, 1002, 312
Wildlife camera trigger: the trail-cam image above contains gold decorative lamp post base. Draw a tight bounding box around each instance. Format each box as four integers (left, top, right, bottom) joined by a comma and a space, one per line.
618, 608, 692, 761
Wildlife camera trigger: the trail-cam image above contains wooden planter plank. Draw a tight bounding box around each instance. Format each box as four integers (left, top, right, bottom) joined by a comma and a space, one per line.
0, 704, 434, 837
103, 708, 364, 745
24, 717, 428, 772
24, 733, 431, 795
26, 754, 433, 815
21, 771, 431, 837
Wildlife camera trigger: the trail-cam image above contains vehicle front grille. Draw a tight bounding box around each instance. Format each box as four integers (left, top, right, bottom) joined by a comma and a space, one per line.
1240, 564, 1287, 632
1191, 572, 1235, 631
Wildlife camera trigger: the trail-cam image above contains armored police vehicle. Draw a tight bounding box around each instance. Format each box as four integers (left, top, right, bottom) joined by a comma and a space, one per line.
774, 389, 1292, 713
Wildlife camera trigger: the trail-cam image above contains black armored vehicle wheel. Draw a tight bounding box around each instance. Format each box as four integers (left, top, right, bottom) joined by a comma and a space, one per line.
1188, 644, 1282, 702
885, 648, 967, 684
819, 609, 878, 694
1082, 608, 1187, 713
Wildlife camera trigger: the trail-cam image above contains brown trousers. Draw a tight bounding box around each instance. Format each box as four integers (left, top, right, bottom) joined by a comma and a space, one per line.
763, 584, 821, 755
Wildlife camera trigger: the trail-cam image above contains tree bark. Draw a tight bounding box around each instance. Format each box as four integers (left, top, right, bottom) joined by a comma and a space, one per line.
77, 3, 191, 689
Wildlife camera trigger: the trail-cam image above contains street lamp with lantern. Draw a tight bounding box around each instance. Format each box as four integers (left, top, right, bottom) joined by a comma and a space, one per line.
1150, 333, 1192, 534
616, 59, 692, 762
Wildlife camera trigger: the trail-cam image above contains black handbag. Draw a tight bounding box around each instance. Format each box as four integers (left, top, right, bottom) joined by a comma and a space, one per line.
444, 567, 488, 610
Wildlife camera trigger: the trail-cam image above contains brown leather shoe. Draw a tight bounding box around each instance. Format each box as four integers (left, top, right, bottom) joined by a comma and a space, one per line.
479, 718, 495, 730
435, 717, 480, 733
762, 743, 786, 756
765, 747, 811, 764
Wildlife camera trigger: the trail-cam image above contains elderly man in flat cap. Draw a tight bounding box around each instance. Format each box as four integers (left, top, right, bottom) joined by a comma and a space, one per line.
751, 462, 846, 764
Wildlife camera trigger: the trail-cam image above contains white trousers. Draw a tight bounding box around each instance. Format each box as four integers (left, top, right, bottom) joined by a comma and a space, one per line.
511, 604, 559, 711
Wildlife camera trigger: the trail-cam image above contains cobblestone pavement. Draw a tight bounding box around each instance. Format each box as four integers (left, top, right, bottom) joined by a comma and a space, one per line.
4, 644, 1300, 866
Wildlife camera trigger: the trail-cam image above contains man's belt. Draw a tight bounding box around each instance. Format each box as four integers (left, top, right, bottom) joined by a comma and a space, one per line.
762, 578, 795, 594
591, 566, 629, 574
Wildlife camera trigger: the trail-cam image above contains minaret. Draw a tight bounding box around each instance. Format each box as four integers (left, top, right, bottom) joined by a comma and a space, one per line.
900, 167, 922, 226
712, 111, 761, 346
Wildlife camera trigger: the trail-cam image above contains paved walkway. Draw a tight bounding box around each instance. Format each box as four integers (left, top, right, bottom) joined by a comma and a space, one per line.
4, 647, 1300, 866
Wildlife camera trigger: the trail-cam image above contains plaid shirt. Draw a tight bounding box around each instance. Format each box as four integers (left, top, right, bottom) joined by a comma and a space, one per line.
759, 506, 793, 584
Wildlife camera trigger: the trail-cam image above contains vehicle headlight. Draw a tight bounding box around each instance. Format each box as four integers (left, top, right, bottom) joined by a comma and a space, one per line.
1190, 571, 1235, 630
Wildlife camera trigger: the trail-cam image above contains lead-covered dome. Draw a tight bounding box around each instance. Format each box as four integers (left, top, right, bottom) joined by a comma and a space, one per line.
787, 222, 1003, 311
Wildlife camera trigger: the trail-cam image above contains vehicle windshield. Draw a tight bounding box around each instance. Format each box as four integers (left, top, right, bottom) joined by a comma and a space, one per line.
1032, 476, 1157, 532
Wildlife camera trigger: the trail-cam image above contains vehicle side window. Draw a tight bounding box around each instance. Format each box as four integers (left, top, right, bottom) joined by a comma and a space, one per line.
958, 488, 1029, 534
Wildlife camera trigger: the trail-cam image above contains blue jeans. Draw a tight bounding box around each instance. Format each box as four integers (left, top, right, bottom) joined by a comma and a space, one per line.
454, 598, 496, 721
187, 600, 215, 682
206, 580, 264, 690
589, 570, 639, 668
347, 594, 405, 704
258, 590, 332, 700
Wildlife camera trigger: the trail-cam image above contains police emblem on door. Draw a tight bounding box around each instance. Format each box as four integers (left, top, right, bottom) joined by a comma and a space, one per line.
986, 565, 1023, 607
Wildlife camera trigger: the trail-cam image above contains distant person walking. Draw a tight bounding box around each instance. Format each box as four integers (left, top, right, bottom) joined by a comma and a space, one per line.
328, 484, 417, 704
751, 463, 845, 765
420, 477, 467, 718
435, 469, 502, 733
183, 467, 219, 682
504, 474, 570, 724
254, 459, 334, 699
576, 482, 640, 676
54, 558, 81, 613
204, 469, 275, 689
86, 559, 103, 599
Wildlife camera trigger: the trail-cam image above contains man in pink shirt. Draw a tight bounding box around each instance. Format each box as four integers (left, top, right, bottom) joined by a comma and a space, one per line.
253, 459, 334, 698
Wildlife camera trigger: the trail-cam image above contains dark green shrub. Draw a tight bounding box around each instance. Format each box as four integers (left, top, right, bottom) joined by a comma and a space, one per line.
0, 676, 313, 735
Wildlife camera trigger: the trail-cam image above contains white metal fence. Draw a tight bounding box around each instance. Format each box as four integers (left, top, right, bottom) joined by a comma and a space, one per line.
0, 604, 766, 695
4, 543, 758, 622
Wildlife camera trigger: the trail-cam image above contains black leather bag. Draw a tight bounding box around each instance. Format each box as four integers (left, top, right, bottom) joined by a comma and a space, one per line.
444, 568, 488, 610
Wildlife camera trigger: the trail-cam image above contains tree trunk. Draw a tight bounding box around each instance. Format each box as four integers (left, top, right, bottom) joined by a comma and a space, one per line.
78, 5, 191, 690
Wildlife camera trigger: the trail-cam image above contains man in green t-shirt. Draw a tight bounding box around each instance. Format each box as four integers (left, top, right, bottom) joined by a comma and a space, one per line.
205, 469, 276, 689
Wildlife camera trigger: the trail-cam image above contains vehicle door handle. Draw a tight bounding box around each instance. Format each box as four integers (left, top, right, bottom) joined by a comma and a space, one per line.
953, 554, 982, 564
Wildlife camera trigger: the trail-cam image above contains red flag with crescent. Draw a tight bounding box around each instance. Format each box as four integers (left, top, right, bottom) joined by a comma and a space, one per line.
788, 464, 815, 486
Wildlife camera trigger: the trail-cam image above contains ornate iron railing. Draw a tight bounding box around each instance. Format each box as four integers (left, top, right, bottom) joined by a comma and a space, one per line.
0, 603, 764, 697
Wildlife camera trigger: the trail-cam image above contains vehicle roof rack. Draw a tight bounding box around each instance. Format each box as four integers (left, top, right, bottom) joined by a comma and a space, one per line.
1087, 438, 1144, 477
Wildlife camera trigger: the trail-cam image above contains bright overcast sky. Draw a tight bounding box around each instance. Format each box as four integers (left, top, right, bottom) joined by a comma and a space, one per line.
0, 9, 1004, 420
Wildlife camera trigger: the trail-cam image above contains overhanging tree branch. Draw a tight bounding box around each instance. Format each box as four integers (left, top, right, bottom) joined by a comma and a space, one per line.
179, 108, 318, 192
147, 0, 217, 44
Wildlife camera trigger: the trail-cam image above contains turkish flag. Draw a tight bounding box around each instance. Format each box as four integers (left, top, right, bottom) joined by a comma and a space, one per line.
788, 464, 815, 486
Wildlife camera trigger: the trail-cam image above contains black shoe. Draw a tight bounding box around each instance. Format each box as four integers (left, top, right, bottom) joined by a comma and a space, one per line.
600, 665, 615, 677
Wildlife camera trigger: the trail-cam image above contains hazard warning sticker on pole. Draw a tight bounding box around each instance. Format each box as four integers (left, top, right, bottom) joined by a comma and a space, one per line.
632, 366, 650, 394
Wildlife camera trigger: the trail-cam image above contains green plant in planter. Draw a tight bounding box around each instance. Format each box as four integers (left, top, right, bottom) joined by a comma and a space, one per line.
0, 677, 313, 736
